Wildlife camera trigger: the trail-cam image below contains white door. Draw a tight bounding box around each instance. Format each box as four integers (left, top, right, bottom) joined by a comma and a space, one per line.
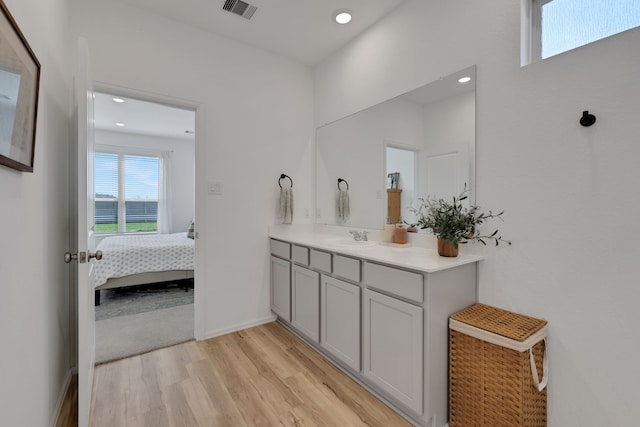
75, 37, 97, 427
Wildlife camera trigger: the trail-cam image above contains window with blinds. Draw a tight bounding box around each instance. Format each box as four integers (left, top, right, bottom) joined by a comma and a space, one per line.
94, 151, 160, 234
524, 0, 640, 64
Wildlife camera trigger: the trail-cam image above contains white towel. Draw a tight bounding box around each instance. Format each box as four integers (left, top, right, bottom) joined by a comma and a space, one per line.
337, 189, 350, 222
280, 187, 293, 224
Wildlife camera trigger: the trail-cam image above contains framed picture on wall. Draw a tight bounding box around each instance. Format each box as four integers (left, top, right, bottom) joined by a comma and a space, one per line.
0, 0, 41, 172
387, 172, 399, 189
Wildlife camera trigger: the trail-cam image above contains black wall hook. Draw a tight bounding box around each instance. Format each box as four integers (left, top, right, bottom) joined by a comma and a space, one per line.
278, 174, 293, 188
580, 110, 596, 127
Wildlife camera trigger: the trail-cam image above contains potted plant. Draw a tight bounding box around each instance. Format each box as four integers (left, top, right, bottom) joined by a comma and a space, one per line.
412, 186, 511, 257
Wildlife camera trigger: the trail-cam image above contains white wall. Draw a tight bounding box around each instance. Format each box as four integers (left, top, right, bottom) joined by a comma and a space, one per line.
315, 0, 640, 425
417, 90, 475, 205
95, 130, 195, 236
0, 0, 73, 426
70, 0, 315, 337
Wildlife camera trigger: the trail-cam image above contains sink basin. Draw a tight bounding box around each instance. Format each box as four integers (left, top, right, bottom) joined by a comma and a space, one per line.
324, 238, 377, 248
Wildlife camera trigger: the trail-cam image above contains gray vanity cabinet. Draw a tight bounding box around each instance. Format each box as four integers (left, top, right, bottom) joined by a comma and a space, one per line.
270, 255, 291, 322
269, 236, 478, 427
320, 274, 361, 371
291, 264, 320, 343
363, 288, 424, 414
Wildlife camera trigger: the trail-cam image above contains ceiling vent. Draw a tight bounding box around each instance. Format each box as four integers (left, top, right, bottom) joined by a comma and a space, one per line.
222, 0, 257, 20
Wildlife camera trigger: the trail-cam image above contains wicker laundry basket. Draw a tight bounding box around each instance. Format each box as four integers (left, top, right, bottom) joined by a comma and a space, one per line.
449, 304, 548, 427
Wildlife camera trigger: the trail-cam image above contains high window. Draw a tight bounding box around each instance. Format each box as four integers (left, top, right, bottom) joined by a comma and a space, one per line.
524, 0, 640, 64
94, 151, 160, 234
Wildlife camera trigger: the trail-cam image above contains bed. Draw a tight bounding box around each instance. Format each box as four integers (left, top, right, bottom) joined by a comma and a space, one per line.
94, 232, 195, 305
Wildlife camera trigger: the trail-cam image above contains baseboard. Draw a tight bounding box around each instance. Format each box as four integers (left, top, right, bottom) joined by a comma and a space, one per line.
200, 314, 277, 340
50, 369, 73, 427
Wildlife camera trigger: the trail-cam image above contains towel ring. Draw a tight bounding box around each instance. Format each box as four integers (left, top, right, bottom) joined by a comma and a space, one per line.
279, 173, 293, 188
337, 178, 349, 191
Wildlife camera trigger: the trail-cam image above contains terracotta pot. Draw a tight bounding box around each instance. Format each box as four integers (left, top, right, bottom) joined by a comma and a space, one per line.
437, 237, 458, 257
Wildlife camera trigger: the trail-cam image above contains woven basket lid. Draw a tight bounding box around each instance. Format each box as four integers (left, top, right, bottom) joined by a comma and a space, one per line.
451, 303, 547, 342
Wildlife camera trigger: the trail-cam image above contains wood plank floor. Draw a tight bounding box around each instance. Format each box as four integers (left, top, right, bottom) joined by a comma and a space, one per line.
85, 321, 410, 427
55, 375, 77, 427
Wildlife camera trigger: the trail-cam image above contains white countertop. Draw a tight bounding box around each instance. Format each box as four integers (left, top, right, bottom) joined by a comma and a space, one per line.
269, 226, 482, 274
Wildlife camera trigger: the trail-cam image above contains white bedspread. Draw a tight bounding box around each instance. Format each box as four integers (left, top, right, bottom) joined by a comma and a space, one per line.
94, 233, 194, 288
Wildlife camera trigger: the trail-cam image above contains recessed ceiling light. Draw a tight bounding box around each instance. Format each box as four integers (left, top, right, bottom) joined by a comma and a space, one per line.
458, 76, 471, 83
112, 97, 125, 103
115, 122, 126, 127
334, 10, 352, 24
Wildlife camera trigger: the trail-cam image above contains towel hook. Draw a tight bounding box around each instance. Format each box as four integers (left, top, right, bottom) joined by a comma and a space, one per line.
278, 173, 293, 189
337, 178, 349, 191
580, 110, 596, 127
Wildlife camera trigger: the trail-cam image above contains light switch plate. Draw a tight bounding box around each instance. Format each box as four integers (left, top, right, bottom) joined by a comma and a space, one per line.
208, 180, 223, 195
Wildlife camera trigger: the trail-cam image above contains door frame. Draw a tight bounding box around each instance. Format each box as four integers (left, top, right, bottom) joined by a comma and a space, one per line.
70, 82, 207, 354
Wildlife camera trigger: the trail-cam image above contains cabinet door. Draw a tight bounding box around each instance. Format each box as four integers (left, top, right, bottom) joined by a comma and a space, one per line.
291, 265, 320, 342
270, 256, 291, 322
321, 275, 361, 371
363, 288, 423, 414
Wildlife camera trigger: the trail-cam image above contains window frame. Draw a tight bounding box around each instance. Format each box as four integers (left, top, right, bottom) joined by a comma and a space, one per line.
94, 145, 162, 235
523, 0, 640, 65
522, 0, 552, 65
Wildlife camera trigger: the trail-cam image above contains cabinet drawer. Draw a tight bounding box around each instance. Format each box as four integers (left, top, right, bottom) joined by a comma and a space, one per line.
310, 249, 332, 273
333, 254, 361, 282
363, 262, 423, 303
270, 239, 291, 259
291, 245, 309, 265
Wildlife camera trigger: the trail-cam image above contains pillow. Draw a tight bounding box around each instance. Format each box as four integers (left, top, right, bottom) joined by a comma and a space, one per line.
187, 221, 195, 239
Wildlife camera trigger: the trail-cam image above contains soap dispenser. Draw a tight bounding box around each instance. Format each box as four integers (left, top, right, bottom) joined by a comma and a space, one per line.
393, 223, 407, 244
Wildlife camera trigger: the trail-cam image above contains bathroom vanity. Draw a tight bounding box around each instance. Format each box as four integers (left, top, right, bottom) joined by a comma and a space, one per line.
269, 228, 481, 427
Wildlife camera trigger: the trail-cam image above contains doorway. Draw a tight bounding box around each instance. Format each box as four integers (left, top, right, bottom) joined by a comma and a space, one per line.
386, 146, 417, 226
92, 90, 197, 363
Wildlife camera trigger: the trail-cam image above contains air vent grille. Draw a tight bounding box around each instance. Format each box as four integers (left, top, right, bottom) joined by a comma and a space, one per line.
222, 0, 257, 20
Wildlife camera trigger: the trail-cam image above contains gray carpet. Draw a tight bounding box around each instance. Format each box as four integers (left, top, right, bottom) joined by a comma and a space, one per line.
96, 304, 194, 364
95, 281, 194, 364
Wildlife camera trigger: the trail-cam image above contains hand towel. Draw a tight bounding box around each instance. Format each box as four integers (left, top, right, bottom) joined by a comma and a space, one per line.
280, 187, 293, 224
337, 189, 350, 222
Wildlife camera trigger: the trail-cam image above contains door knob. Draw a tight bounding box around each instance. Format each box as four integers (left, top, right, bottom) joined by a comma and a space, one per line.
64, 250, 101, 263
64, 252, 77, 263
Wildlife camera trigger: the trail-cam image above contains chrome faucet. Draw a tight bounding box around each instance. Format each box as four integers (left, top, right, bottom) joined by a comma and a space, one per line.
349, 230, 368, 241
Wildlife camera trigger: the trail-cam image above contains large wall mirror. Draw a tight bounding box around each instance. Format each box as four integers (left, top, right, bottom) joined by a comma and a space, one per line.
316, 65, 476, 230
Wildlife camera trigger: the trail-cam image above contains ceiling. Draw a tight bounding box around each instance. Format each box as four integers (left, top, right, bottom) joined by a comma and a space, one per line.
94, 92, 196, 140
116, 0, 408, 65
96, 0, 409, 139
403, 66, 476, 107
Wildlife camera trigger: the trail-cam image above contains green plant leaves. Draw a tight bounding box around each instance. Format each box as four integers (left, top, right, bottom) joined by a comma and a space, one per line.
410, 187, 511, 247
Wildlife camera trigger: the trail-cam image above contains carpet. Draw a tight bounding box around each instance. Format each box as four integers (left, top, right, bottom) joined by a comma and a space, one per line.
95, 281, 194, 364
96, 304, 194, 364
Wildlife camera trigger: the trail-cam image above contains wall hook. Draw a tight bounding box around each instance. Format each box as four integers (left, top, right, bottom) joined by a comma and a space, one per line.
580, 110, 596, 127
